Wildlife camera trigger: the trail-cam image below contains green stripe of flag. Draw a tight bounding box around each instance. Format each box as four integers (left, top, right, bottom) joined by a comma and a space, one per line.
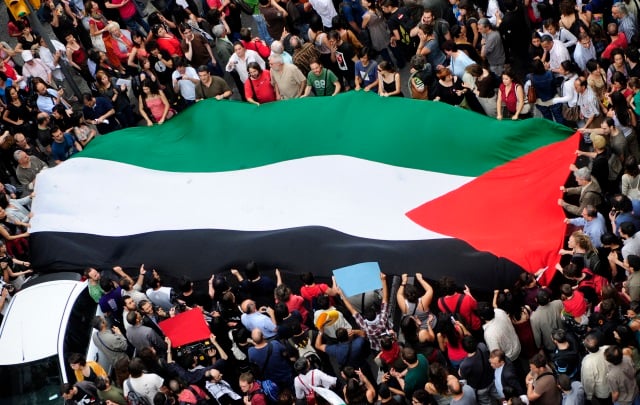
77, 92, 573, 176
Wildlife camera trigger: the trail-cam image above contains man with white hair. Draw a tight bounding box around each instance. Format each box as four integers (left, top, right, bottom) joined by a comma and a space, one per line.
270, 40, 292, 64
558, 167, 603, 216
269, 54, 306, 99
14, 150, 47, 192
612, 2, 636, 41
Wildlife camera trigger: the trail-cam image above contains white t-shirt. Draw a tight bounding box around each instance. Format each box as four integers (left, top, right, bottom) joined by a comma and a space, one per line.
172, 66, 199, 101
124, 373, 164, 404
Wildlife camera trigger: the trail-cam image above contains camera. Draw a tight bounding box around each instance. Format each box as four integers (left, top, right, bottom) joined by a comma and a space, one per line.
175, 339, 214, 362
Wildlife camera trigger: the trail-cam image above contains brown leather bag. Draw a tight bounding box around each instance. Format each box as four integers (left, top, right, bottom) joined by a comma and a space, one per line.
527, 84, 537, 104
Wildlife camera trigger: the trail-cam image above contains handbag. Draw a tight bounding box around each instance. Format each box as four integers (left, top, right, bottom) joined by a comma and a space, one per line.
298, 371, 317, 405
527, 82, 537, 104
562, 104, 581, 122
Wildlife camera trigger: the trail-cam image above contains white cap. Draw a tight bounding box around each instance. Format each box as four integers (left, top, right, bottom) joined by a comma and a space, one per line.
21, 50, 33, 62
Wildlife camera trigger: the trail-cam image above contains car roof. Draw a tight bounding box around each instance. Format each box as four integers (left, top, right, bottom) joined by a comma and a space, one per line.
0, 278, 87, 364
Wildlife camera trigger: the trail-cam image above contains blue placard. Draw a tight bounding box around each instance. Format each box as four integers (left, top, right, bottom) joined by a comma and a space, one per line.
332, 262, 382, 297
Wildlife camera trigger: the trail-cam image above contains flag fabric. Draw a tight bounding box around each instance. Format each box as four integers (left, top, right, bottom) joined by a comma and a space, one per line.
30, 92, 576, 291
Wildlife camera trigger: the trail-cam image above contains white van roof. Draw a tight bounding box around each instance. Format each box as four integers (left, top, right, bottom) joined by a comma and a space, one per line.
0, 279, 87, 365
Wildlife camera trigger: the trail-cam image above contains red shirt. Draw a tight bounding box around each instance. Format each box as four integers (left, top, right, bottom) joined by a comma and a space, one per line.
562, 290, 587, 318
602, 32, 628, 60
437, 293, 481, 330
244, 70, 276, 103
157, 35, 184, 57
112, 0, 136, 20
499, 83, 520, 114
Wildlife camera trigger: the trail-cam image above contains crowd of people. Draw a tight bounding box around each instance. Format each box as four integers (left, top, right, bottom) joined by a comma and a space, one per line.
5, 0, 640, 403
48, 240, 640, 405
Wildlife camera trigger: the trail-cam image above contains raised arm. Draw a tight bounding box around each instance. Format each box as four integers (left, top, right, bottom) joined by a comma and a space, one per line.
396, 273, 409, 313
415, 273, 433, 310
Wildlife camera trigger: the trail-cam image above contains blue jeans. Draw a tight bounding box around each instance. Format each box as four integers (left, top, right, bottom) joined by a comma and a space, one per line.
124, 12, 150, 36
252, 14, 274, 46
536, 102, 564, 126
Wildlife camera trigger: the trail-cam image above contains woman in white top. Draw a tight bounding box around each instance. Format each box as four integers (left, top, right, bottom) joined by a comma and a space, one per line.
621, 156, 640, 201
552, 60, 579, 111
542, 18, 578, 50
225, 41, 266, 83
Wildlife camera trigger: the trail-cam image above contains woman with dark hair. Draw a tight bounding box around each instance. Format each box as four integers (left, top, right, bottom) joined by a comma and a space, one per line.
400, 315, 436, 354
589, 22, 609, 58
377, 61, 403, 97
424, 362, 453, 405
553, 60, 581, 124
496, 69, 526, 120
608, 91, 637, 156
63, 33, 94, 86
128, 31, 150, 71
495, 288, 538, 360
0, 205, 29, 259
457, 0, 479, 49
626, 301, 640, 347
416, 24, 446, 68
275, 270, 308, 323
613, 324, 640, 375
2, 87, 32, 134
528, 59, 563, 124
151, 23, 183, 58
95, 70, 136, 129
433, 67, 466, 106
586, 59, 607, 103
528, 32, 544, 65
450, 25, 482, 64
559, 0, 585, 37
542, 18, 578, 53
435, 312, 469, 370
68, 352, 107, 383
299, 272, 337, 310
400, 310, 436, 360
397, 273, 434, 324
607, 48, 630, 87
343, 368, 375, 405
308, 16, 332, 68
361, 0, 391, 62
622, 155, 640, 200
138, 78, 173, 126
244, 61, 276, 105
273, 302, 304, 339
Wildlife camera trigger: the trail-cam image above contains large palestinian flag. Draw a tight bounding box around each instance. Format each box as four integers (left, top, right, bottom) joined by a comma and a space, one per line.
30, 92, 576, 292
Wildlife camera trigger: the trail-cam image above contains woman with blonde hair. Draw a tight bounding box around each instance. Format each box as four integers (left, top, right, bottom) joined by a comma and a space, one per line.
559, 230, 601, 273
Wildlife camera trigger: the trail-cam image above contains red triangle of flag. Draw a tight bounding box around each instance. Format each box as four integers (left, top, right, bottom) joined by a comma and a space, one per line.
406, 133, 580, 284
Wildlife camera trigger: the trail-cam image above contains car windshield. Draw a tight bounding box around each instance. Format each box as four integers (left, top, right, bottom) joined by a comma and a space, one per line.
0, 354, 63, 404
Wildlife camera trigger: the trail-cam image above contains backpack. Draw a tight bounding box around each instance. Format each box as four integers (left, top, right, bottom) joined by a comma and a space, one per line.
126, 379, 151, 405
288, 330, 323, 370
181, 386, 210, 405
257, 379, 280, 403
438, 294, 467, 327
297, 370, 317, 405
